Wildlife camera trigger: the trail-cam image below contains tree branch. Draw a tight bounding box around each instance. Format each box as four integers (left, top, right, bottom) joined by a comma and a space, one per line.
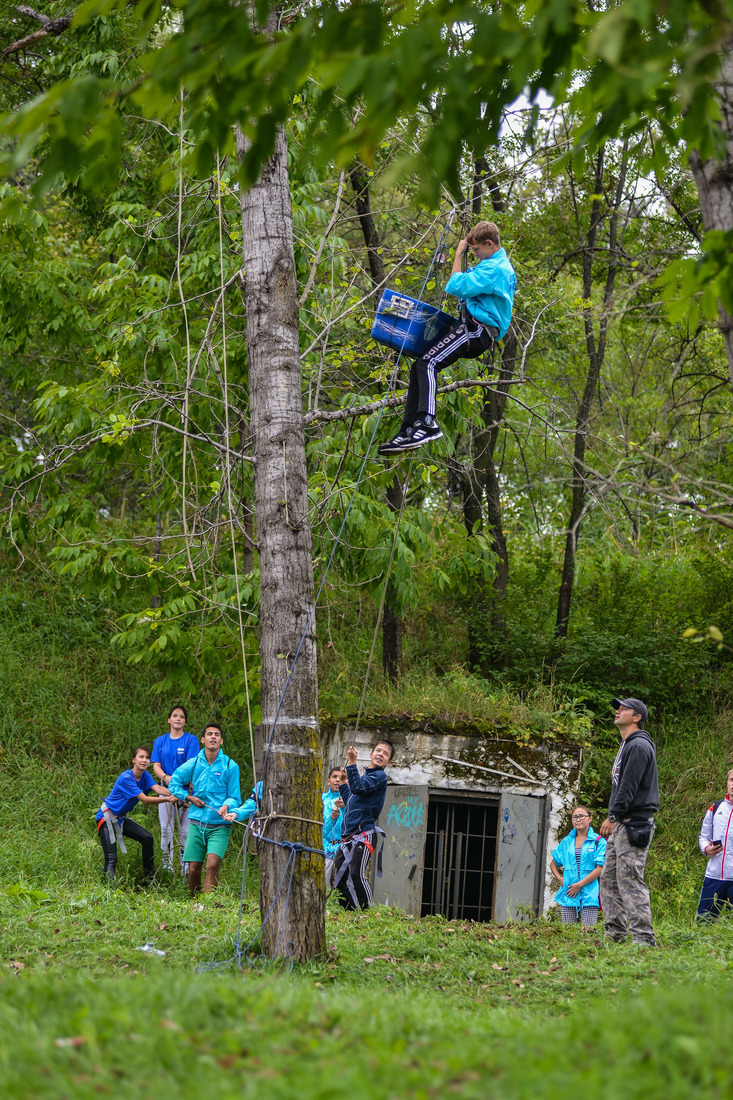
16, 6, 51, 25
3, 12, 73, 57
302, 375, 524, 425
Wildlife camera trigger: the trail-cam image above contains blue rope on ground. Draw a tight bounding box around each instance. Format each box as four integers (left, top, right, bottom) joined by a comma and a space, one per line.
197, 814, 329, 975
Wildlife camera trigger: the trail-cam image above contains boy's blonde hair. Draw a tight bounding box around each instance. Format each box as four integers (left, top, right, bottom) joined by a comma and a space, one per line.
467, 220, 500, 247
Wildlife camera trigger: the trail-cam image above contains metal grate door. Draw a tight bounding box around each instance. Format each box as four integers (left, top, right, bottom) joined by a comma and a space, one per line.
421, 794, 499, 921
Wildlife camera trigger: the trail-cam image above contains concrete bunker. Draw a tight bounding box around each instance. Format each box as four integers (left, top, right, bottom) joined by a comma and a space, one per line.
324, 720, 582, 921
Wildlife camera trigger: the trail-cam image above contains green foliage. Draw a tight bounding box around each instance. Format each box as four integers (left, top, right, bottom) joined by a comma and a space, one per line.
319, 533, 733, 729
2, 556, 733, 1099
3, 0, 733, 208
659, 229, 733, 327
2, 903, 733, 1096
0, 570, 251, 767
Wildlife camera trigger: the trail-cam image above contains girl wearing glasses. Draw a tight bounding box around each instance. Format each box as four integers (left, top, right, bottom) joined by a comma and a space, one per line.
550, 806, 607, 927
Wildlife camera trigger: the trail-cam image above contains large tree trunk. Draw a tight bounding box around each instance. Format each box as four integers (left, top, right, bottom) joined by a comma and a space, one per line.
688, 47, 733, 388
237, 113, 325, 960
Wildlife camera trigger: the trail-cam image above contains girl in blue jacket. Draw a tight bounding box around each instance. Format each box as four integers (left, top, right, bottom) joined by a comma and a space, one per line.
550, 806, 606, 927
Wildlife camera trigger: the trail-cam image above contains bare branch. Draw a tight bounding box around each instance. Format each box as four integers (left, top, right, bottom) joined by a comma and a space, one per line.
2, 12, 73, 58
303, 374, 526, 425
16, 6, 51, 25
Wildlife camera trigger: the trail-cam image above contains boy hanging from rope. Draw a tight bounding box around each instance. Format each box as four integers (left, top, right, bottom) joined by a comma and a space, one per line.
377, 221, 517, 456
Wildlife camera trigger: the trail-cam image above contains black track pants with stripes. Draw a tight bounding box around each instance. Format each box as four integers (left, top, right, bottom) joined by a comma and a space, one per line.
333, 834, 374, 910
401, 316, 495, 428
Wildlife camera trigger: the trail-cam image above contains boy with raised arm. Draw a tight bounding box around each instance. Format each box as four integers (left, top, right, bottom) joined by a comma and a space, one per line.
333, 741, 393, 910
168, 723, 241, 896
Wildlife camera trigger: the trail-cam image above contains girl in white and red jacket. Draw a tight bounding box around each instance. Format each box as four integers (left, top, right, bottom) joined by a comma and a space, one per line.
697, 768, 733, 920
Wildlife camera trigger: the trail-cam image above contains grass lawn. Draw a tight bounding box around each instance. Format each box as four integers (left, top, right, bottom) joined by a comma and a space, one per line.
2, 872, 733, 1098
2, 577, 733, 1096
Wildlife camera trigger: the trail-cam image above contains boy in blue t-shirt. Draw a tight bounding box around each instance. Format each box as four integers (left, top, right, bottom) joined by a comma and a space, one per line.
96, 746, 176, 883
377, 220, 516, 456
151, 704, 200, 873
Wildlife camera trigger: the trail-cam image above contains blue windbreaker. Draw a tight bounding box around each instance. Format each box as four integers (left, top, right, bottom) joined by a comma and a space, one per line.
551, 827, 606, 908
169, 748, 241, 827
232, 780, 263, 822
444, 247, 517, 338
323, 789, 345, 856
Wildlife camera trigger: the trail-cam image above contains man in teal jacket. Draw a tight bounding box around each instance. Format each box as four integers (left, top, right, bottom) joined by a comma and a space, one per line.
378, 220, 516, 455
169, 723, 241, 896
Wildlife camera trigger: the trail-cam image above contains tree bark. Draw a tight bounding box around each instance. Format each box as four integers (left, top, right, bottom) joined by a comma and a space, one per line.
237, 111, 325, 959
688, 46, 733, 389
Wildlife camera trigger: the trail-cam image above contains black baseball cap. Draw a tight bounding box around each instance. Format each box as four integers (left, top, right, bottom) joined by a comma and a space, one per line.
611, 697, 648, 724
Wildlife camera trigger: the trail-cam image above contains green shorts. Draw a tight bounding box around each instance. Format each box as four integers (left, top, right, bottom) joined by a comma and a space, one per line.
182, 822, 232, 863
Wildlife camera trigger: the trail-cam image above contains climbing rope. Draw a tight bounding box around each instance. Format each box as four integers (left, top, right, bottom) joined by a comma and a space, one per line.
258, 203, 459, 785
216, 153, 258, 787
202, 199, 461, 974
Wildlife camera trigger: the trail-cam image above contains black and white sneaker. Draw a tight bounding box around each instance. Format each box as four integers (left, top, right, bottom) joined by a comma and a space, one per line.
398, 416, 443, 450
377, 425, 415, 456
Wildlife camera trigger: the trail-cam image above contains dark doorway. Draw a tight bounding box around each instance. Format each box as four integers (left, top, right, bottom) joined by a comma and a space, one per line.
421, 793, 499, 921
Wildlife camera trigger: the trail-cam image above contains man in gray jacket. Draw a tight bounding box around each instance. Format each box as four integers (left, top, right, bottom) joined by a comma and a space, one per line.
599, 697, 659, 945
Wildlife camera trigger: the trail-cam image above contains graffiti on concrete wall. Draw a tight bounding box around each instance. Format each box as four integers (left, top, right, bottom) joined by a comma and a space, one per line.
386, 794, 425, 830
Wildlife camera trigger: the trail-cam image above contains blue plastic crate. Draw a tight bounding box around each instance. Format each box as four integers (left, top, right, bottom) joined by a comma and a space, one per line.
371, 289, 457, 357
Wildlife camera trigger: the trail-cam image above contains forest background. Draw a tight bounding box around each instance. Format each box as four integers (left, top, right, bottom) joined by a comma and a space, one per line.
1, 0, 733, 1093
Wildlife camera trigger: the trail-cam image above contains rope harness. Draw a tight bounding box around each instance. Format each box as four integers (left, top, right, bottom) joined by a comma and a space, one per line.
100, 802, 126, 853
